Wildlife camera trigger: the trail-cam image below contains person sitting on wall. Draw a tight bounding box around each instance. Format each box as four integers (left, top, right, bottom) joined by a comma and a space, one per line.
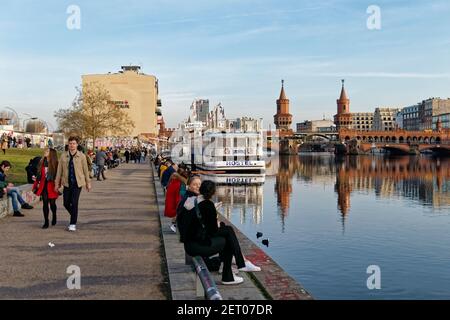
0, 161, 34, 217
182, 180, 261, 285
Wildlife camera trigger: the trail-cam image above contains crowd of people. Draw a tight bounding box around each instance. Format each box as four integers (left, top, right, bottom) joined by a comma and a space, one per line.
154, 154, 261, 286
1, 138, 154, 231
1, 132, 52, 154
124, 148, 149, 164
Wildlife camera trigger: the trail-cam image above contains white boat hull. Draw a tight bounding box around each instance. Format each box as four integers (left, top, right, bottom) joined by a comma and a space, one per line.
198, 160, 266, 172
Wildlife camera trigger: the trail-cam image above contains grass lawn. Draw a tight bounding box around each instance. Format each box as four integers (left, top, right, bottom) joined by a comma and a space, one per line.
0, 148, 46, 186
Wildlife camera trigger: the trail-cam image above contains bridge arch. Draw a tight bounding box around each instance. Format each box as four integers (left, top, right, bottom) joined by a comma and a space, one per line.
302, 134, 333, 141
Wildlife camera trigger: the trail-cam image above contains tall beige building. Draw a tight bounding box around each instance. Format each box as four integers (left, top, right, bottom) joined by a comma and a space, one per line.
351, 112, 373, 131
82, 66, 160, 138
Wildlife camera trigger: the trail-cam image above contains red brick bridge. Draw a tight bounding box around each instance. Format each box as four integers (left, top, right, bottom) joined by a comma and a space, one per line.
338, 128, 450, 154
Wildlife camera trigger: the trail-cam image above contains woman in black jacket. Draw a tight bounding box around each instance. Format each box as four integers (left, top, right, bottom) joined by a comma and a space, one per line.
183, 180, 259, 285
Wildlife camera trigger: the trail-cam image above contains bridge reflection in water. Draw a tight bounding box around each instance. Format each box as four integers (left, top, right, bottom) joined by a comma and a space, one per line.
202, 155, 449, 230
267, 154, 449, 221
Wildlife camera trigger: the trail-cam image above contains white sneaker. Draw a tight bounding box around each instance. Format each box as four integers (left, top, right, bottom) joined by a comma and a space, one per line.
68, 225, 77, 232
221, 275, 244, 285
169, 223, 177, 233
239, 260, 261, 272
218, 263, 239, 275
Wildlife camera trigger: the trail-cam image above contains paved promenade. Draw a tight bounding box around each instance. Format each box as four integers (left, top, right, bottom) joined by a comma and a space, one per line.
0, 162, 168, 299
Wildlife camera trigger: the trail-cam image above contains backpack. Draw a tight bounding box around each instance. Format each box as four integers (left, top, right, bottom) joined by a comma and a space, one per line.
25, 156, 42, 183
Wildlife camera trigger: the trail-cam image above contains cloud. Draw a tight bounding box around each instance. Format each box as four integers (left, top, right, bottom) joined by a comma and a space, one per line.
312, 72, 450, 79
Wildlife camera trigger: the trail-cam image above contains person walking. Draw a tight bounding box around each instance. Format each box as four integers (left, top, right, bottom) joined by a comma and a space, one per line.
32, 148, 59, 229
1, 134, 8, 155
95, 147, 108, 181
124, 149, 130, 163
55, 136, 91, 232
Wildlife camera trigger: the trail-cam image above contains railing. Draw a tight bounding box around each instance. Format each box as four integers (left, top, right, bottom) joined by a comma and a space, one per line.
186, 254, 222, 300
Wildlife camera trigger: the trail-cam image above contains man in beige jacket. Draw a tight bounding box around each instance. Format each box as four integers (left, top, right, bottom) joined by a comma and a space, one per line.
55, 136, 91, 232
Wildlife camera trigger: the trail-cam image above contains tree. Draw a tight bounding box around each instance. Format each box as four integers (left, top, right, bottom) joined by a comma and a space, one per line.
54, 82, 135, 148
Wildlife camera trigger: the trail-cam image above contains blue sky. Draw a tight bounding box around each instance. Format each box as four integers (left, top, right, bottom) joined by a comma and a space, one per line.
1, 0, 450, 129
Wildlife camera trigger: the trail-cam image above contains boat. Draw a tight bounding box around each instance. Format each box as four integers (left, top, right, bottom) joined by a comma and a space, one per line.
175, 103, 266, 173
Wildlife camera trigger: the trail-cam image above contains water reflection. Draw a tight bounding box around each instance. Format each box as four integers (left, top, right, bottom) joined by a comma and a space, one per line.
200, 174, 264, 225
204, 155, 450, 299
267, 155, 449, 219
203, 155, 449, 230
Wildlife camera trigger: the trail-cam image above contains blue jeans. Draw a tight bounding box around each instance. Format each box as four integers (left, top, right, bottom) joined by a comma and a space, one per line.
8, 187, 25, 212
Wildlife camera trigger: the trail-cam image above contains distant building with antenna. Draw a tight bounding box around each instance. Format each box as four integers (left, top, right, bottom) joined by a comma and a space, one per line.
82, 65, 160, 138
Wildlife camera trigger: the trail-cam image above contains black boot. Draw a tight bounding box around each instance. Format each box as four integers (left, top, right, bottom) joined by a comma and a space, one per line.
52, 213, 57, 226
43, 212, 49, 229
13, 211, 25, 217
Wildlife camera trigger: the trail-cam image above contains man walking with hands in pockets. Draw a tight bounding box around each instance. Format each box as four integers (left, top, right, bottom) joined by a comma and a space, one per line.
55, 136, 92, 232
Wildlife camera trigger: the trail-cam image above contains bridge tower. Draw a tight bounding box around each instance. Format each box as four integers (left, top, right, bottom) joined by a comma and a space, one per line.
334, 79, 352, 130
274, 80, 293, 135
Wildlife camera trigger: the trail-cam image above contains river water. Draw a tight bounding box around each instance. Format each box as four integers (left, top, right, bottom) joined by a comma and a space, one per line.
210, 154, 450, 299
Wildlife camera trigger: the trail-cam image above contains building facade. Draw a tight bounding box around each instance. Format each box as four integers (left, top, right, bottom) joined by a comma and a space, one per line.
422, 98, 450, 130
395, 110, 404, 129
82, 66, 159, 137
190, 99, 210, 124
373, 107, 399, 131
402, 105, 420, 131
402, 98, 450, 131
297, 119, 335, 133
433, 113, 450, 130
351, 112, 373, 131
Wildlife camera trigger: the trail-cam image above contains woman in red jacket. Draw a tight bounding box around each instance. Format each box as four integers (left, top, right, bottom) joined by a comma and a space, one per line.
164, 164, 189, 232
33, 148, 59, 229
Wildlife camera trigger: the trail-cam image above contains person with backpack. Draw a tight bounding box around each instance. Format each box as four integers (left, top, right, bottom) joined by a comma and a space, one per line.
26, 156, 42, 184
32, 148, 59, 229
176, 175, 201, 242
182, 180, 260, 285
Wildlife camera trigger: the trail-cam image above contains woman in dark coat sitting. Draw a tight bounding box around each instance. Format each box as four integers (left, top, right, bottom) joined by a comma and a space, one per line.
183, 180, 260, 285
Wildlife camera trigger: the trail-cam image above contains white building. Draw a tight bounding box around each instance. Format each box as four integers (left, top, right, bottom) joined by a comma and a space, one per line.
373, 108, 399, 131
